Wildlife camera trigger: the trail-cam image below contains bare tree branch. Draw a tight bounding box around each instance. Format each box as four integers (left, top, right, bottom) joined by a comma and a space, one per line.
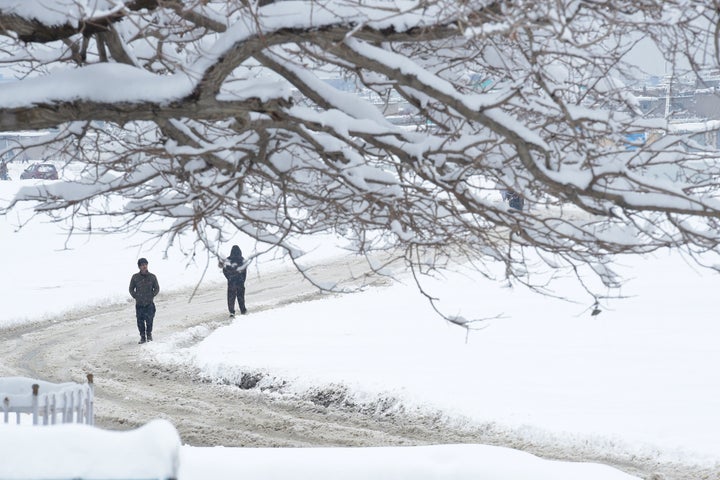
1, 0, 720, 308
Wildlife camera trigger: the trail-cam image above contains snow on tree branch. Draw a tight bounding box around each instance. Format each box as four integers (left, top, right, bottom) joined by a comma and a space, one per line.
2, 0, 720, 309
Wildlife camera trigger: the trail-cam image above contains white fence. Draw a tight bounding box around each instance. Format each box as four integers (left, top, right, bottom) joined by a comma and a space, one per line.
0, 374, 94, 425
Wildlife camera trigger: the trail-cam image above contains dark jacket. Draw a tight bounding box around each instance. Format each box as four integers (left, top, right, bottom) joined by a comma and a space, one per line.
223, 246, 247, 285
129, 271, 160, 306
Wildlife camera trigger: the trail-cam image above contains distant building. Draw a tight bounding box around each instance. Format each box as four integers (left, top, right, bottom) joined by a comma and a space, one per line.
632, 70, 720, 120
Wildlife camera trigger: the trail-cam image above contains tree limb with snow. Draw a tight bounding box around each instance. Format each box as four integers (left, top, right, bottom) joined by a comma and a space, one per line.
2, 0, 720, 310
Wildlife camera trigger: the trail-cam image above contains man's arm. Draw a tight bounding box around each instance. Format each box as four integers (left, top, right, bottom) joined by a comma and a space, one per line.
222, 262, 232, 280
239, 266, 247, 283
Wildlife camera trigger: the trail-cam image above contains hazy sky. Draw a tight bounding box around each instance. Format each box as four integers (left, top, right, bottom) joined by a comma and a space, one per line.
623, 37, 669, 77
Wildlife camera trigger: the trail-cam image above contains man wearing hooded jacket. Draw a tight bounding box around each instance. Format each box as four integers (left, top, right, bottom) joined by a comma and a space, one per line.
129, 257, 160, 344
222, 245, 247, 317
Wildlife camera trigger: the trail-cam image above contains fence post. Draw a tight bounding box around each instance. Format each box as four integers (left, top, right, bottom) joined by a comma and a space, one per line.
76, 389, 84, 424
31, 384, 39, 425
68, 390, 75, 423
43, 395, 49, 425
62, 391, 70, 423
50, 394, 57, 424
86, 373, 94, 426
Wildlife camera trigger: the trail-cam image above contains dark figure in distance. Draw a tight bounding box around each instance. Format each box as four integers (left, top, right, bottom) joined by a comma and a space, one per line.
129, 257, 160, 344
223, 245, 247, 317
501, 189, 525, 211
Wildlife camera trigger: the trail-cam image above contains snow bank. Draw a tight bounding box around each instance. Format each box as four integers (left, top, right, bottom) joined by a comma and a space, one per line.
179, 443, 641, 480
0, 419, 180, 479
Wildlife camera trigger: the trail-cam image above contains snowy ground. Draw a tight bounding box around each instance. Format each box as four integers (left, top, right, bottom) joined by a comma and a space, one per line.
1, 161, 719, 479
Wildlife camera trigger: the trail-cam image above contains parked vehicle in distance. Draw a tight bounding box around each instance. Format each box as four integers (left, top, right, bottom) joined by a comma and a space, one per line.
19, 162, 59, 180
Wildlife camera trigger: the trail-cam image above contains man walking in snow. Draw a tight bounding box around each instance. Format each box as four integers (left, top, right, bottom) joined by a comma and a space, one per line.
222, 245, 247, 317
129, 257, 160, 344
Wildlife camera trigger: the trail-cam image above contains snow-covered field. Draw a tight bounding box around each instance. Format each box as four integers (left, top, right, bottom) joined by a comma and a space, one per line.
1, 160, 718, 479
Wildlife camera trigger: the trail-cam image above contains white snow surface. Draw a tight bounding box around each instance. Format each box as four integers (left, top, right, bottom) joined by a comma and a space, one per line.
2, 164, 719, 479
0, 420, 181, 480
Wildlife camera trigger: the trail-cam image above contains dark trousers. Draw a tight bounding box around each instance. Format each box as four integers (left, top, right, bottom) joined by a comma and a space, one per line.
136, 303, 156, 339
227, 283, 246, 314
